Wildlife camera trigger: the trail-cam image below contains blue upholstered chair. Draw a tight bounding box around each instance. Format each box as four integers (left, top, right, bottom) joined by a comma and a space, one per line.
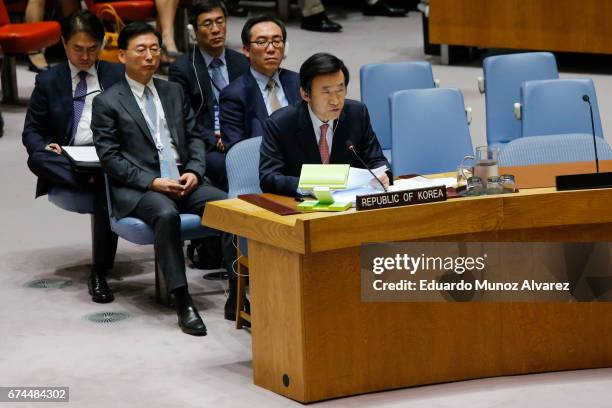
515, 78, 604, 139
479, 52, 558, 148
48, 187, 96, 264
225, 136, 262, 329
104, 176, 218, 305
360, 61, 437, 162
389, 88, 473, 176
499, 134, 612, 167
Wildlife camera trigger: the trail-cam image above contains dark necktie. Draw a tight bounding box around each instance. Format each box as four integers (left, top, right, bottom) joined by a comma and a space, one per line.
209, 58, 228, 93
71, 71, 88, 142
209, 58, 227, 132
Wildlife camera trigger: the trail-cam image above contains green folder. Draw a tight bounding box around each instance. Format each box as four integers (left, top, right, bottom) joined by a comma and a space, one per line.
298, 164, 350, 190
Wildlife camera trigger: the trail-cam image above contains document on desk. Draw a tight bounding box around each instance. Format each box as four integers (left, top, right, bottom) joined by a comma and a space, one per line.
332, 166, 389, 206
389, 176, 456, 191
347, 165, 389, 189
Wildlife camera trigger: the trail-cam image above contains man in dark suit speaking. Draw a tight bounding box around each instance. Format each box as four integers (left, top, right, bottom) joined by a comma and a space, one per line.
220, 16, 301, 152
169, 0, 249, 190
92, 22, 235, 336
260, 53, 390, 196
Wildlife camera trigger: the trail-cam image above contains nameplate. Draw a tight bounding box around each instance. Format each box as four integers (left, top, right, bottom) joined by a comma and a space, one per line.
356, 185, 447, 211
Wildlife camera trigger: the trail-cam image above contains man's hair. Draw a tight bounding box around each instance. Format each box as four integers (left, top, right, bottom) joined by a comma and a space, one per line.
118, 22, 162, 50
240, 15, 287, 47
61, 10, 105, 43
189, 0, 228, 27
299, 53, 350, 94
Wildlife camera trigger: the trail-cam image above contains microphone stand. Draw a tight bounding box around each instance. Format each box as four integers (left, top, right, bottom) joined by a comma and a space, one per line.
556, 94, 612, 191
346, 141, 388, 192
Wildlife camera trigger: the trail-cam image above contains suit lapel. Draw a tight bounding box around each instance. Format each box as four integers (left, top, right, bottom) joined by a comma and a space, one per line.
226, 49, 243, 81
329, 109, 349, 163
280, 69, 299, 105
117, 80, 155, 146
155, 79, 180, 147
57, 62, 74, 143
193, 50, 215, 122
296, 103, 323, 164
245, 71, 270, 121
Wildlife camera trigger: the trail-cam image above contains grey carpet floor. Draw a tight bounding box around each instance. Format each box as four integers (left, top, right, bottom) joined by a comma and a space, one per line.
1, 8, 611, 408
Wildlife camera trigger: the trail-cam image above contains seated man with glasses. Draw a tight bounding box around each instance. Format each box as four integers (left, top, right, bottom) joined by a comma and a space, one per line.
169, 0, 249, 191
219, 16, 301, 153
92, 22, 236, 336
22, 10, 124, 304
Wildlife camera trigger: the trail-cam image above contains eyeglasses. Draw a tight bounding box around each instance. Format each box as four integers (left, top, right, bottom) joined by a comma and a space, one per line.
131, 46, 162, 56
249, 39, 285, 49
198, 18, 226, 30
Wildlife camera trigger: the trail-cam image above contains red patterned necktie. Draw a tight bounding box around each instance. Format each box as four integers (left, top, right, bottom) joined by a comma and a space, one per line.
319, 123, 330, 164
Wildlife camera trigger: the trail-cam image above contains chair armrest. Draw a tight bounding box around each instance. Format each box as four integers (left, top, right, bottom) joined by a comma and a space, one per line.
465, 106, 473, 125
514, 102, 522, 120
477, 76, 485, 94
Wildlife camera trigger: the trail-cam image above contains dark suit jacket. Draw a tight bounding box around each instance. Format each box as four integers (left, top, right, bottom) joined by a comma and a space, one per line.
92, 78, 207, 218
220, 68, 301, 151
168, 47, 249, 150
260, 100, 390, 196
22, 60, 124, 197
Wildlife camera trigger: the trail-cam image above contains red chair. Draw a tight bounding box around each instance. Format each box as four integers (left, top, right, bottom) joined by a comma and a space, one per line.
84, 0, 156, 22
0, 0, 60, 103
85, 0, 192, 52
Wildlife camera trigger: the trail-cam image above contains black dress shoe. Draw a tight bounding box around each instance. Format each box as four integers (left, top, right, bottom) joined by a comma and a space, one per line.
28, 60, 50, 74
176, 303, 207, 336
301, 12, 342, 33
88, 271, 114, 304
363, 0, 407, 17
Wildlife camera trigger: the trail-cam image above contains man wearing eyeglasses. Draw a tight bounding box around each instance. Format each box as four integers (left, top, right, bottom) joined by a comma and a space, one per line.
92, 22, 236, 336
23, 11, 123, 305
219, 16, 301, 152
169, 0, 249, 191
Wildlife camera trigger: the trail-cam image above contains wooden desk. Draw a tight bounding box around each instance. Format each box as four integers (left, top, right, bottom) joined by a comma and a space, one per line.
204, 186, 612, 403
429, 0, 612, 55
501, 160, 612, 189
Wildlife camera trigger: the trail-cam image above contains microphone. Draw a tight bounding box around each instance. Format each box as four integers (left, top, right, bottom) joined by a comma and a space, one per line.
345, 140, 388, 192
582, 94, 600, 173
72, 89, 102, 100
556, 94, 612, 191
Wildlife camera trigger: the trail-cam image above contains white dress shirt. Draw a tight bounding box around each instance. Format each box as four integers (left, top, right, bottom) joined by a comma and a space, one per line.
125, 74, 180, 163
69, 62, 101, 146
250, 67, 289, 115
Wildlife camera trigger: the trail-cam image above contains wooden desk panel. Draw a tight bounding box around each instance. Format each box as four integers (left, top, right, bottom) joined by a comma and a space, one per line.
429, 0, 612, 54
204, 177, 612, 402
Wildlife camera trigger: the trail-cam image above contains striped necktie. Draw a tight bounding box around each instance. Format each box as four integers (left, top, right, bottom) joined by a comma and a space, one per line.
319, 123, 330, 164
266, 78, 282, 113
71, 71, 88, 143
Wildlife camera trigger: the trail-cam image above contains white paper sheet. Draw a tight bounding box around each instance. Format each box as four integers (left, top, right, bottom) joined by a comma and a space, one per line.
62, 146, 100, 163
389, 176, 456, 192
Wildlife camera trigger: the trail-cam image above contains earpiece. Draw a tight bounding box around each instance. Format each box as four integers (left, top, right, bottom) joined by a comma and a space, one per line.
186, 24, 196, 46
